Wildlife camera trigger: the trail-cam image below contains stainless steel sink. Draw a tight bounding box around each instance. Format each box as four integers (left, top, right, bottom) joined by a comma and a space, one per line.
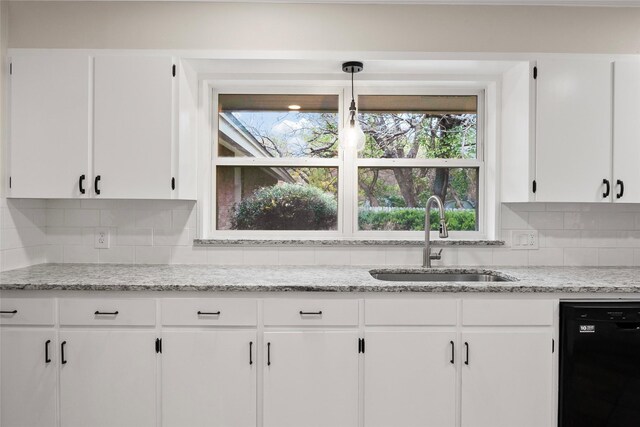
370, 270, 515, 282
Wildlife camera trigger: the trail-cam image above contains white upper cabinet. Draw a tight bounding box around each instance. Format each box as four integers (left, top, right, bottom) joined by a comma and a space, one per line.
94, 56, 175, 199
613, 61, 640, 203
9, 55, 90, 198
535, 59, 613, 202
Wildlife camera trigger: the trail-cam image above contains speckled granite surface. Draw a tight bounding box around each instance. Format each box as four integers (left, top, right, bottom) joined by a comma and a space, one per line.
1, 264, 639, 293
194, 239, 504, 247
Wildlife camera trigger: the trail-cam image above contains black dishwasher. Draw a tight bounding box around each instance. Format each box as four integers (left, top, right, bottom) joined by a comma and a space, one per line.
559, 302, 640, 427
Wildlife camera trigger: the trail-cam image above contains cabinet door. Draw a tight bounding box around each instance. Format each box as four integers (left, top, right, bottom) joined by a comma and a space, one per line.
162, 330, 257, 427
59, 330, 157, 427
613, 61, 640, 203
536, 59, 612, 202
461, 331, 553, 427
263, 331, 359, 427
364, 331, 456, 427
9, 55, 89, 198
0, 329, 57, 427
94, 56, 174, 199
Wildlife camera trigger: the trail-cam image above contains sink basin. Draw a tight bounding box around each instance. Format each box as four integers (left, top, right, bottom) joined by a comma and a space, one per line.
370, 270, 514, 282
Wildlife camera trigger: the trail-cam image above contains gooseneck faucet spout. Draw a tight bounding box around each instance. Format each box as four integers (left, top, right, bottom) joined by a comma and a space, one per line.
423, 195, 449, 268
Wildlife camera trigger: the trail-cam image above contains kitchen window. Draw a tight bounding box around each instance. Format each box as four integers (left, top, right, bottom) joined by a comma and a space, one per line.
211, 90, 484, 238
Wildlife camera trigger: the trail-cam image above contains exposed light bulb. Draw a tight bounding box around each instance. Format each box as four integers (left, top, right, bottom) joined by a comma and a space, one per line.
340, 121, 366, 152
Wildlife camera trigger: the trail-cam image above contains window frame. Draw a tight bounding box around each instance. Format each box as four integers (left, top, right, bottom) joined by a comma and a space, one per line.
210, 85, 346, 239
349, 87, 486, 240
206, 83, 486, 240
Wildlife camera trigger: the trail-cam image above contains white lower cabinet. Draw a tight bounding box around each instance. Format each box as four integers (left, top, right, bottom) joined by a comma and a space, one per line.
460, 331, 554, 427
0, 296, 557, 427
0, 329, 57, 427
161, 330, 257, 427
59, 330, 157, 427
364, 331, 457, 427
263, 331, 359, 427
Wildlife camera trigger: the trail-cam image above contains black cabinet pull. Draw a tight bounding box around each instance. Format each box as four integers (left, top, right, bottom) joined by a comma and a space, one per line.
171, 177, 176, 190
0, 310, 17, 314
603, 179, 610, 198
267, 342, 271, 366
61, 341, 67, 365
249, 341, 253, 365
197, 311, 221, 315
450, 341, 455, 364
94, 175, 101, 195
616, 179, 625, 199
45, 340, 51, 364
79, 174, 86, 194
299, 311, 322, 316
464, 342, 469, 366
94, 310, 118, 315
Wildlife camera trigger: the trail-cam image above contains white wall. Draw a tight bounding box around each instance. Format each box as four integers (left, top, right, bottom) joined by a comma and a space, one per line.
6, 2, 640, 54
3, 2, 640, 271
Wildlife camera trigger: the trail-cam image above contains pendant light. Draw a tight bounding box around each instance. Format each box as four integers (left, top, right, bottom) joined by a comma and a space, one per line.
340, 61, 366, 152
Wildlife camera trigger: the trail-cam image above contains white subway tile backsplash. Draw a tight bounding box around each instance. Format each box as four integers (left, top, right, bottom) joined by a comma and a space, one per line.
153, 228, 190, 246
63, 245, 100, 263
528, 248, 564, 266
564, 248, 598, 266
278, 248, 316, 266
99, 246, 135, 264
528, 211, 564, 230
597, 248, 635, 267
207, 248, 244, 265
564, 212, 600, 230
171, 246, 207, 264
135, 246, 172, 264
116, 228, 153, 246
4, 198, 640, 272
65, 209, 100, 227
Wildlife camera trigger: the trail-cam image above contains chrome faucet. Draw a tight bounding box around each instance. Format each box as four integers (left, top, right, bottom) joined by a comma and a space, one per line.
423, 195, 449, 268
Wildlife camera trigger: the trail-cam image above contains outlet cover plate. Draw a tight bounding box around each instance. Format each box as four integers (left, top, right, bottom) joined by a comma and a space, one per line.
94, 228, 110, 249
511, 230, 538, 250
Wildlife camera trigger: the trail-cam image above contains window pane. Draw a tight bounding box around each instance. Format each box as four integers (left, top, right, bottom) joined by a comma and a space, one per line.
358, 95, 477, 159
358, 167, 479, 231
218, 94, 339, 158
217, 166, 338, 230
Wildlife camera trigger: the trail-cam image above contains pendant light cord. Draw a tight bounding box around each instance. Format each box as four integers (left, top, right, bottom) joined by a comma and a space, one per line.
349, 70, 356, 126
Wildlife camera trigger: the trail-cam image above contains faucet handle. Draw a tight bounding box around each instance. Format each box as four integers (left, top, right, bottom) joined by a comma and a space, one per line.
430, 249, 443, 260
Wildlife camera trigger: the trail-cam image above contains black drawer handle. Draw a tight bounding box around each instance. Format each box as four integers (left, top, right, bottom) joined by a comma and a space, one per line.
616, 179, 625, 199
249, 341, 253, 365
450, 340, 455, 364
197, 311, 221, 315
267, 342, 271, 366
45, 340, 51, 364
0, 310, 17, 314
299, 311, 322, 316
464, 342, 469, 366
94, 175, 101, 195
61, 341, 67, 365
603, 178, 610, 198
94, 310, 119, 315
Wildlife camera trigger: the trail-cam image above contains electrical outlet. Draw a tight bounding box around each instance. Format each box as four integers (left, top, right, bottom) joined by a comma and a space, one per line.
510, 230, 538, 250
94, 228, 110, 249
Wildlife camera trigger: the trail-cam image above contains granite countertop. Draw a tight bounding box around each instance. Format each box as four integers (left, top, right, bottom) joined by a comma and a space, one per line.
1, 264, 639, 293
194, 239, 504, 247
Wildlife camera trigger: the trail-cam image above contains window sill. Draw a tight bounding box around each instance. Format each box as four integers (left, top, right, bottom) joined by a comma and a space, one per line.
194, 239, 504, 247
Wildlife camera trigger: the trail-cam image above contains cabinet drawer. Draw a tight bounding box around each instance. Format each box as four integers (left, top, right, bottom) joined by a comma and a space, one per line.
365, 299, 457, 326
59, 299, 156, 326
263, 299, 358, 326
0, 298, 55, 325
161, 299, 257, 326
462, 300, 554, 326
